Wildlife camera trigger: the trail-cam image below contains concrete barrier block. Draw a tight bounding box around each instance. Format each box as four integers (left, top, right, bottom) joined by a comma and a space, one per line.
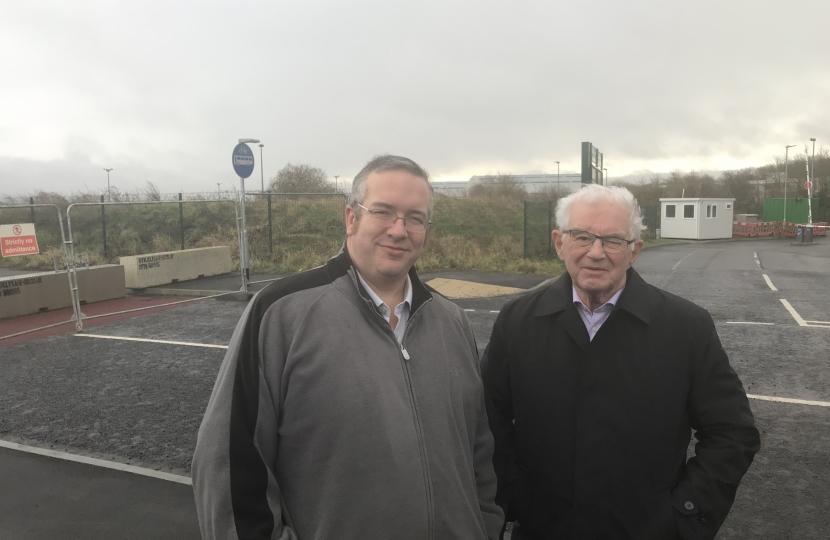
119, 246, 232, 289
0, 265, 126, 320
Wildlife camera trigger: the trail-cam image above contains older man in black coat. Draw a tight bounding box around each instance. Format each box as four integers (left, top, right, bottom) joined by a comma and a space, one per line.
482, 185, 760, 540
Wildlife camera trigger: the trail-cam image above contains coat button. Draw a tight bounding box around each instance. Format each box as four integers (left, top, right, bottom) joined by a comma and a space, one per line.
684, 501, 695, 511
698, 514, 708, 523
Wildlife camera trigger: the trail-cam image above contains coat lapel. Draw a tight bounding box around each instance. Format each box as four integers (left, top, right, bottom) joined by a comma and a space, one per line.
535, 273, 590, 353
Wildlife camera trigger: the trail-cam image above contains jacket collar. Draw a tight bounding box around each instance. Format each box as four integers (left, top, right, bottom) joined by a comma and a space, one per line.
535, 267, 652, 325
328, 243, 432, 313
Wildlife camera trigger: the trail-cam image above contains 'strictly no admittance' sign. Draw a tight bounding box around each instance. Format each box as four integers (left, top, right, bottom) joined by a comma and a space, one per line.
0, 223, 40, 257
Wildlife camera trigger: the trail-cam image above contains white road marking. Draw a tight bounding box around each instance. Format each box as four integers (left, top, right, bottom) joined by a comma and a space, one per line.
489, 310, 500, 313
805, 320, 830, 326
762, 274, 777, 291
672, 251, 697, 271
753, 252, 763, 269
0, 439, 191, 485
464, 309, 475, 312
780, 299, 807, 327
726, 321, 774, 325
74, 333, 228, 349
747, 395, 830, 407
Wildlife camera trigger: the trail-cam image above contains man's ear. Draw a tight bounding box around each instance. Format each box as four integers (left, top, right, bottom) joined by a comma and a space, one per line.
629, 239, 644, 266
552, 229, 565, 259
345, 205, 358, 236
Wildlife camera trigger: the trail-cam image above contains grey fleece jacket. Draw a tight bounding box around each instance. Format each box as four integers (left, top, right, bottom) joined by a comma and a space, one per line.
192, 249, 504, 540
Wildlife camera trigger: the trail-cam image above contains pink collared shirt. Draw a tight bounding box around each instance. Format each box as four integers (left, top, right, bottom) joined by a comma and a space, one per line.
573, 286, 624, 341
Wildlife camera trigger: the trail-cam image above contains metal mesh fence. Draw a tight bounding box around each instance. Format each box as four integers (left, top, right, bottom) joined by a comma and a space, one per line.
523, 201, 557, 258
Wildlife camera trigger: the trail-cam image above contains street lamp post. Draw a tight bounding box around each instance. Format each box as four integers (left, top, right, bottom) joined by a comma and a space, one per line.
783, 144, 796, 223
217, 183, 221, 199
334, 175, 340, 192
103, 168, 113, 202
259, 144, 265, 192
602, 168, 608, 187
556, 161, 560, 191
808, 138, 816, 224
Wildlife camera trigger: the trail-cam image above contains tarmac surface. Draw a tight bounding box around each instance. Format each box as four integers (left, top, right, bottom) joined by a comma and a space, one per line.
1, 237, 828, 539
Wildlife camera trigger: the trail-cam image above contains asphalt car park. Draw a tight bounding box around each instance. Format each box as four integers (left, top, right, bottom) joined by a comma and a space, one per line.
0, 237, 828, 539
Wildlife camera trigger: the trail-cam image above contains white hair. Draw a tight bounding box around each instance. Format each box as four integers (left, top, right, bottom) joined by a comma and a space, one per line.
555, 184, 646, 241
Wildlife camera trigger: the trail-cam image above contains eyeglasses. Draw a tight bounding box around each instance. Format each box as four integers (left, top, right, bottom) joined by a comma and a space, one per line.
563, 229, 634, 253
356, 203, 431, 233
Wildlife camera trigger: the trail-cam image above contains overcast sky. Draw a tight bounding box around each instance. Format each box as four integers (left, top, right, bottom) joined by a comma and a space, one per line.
1, 0, 828, 197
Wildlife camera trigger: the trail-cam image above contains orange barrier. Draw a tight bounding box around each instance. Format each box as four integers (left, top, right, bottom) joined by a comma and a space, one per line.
732, 221, 827, 237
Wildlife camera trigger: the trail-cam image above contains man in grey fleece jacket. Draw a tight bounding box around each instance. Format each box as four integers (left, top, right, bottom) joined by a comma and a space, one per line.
192, 155, 504, 540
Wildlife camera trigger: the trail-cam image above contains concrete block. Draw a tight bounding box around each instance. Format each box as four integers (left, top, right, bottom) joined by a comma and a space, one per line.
119, 246, 233, 289
0, 265, 126, 320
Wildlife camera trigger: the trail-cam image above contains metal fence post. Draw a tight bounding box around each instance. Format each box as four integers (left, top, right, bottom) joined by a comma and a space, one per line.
100, 195, 108, 259
29, 196, 35, 224
179, 192, 185, 250
548, 200, 553, 254
267, 193, 273, 256
523, 201, 528, 258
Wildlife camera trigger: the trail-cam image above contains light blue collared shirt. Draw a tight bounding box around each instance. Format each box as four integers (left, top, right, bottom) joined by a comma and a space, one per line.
573, 286, 624, 341
357, 272, 413, 344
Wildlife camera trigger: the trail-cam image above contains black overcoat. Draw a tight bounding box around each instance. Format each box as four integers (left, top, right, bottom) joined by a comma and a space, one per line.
481, 268, 760, 540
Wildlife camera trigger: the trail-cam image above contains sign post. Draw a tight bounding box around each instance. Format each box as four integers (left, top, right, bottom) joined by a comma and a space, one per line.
232, 141, 257, 293
0, 223, 40, 257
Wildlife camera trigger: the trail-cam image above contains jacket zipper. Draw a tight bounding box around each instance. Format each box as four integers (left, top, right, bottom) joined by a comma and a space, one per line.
398, 301, 436, 540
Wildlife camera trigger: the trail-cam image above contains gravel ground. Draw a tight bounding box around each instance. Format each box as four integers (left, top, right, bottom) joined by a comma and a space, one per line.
0, 237, 828, 538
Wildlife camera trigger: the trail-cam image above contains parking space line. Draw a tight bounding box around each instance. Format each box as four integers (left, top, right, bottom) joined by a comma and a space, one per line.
805, 320, 830, 326
672, 251, 697, 271
780, 299, 807, 326
726, 321, 774, 325
74, 334, 228, 349
753, 252, 763, 269
0, 439, 192, 485
747, 394, 830, 407
762, 274, 777, 291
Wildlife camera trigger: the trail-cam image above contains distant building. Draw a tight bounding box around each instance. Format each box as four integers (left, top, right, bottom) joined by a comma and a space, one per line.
431, 174, 583, 196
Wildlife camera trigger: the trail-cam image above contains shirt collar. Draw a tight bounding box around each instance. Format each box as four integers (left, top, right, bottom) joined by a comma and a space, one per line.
356, 271, 412, 310
572, 286, 624, 313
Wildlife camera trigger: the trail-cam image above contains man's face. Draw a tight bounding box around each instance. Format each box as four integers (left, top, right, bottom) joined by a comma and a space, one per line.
552, 199, 643, 303
345, 169, 430, 288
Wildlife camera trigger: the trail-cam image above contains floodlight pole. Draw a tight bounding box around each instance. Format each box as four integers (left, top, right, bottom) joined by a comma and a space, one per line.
808, 138, 816, 224
602, 167, 608, 186
334, 175, 340, 192
783, 145, 796, 223
103, 168, 113, 202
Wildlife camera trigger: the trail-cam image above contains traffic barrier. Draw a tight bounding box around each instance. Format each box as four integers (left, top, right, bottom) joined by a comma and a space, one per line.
0, 265, 125, 320
813, 222, 828, 237
119, 246, 232, 289
733, 220, 826, 238
732, 222, 751, 236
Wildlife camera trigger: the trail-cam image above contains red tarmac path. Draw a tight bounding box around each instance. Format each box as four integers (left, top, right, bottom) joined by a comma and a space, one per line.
0, 295, 202, 347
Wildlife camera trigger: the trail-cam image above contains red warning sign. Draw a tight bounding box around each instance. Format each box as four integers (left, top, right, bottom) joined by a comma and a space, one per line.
0, 223, 40, 257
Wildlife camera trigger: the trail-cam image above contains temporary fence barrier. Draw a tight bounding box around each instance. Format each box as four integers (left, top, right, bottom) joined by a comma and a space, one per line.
732, 220, 828, 238
0, 203, 81, 334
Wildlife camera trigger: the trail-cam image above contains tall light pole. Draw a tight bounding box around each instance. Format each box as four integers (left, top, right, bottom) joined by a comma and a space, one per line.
783, 144, 796, 223
602, 167, 608, 187
217, 183, 221, 199
334, 175, 340, 192
556, 161, 560, 191
259, 143, 265, 192
808, 138, 816, 224
103, 168, 113, 202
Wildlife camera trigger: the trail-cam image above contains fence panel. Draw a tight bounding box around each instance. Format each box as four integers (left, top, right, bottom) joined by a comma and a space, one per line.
243, 194, 347, 271
523, 201, 555, 258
